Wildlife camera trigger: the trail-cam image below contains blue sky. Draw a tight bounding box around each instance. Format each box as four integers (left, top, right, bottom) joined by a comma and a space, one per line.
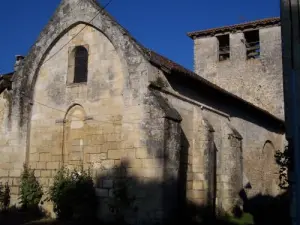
0, 0, 279, 74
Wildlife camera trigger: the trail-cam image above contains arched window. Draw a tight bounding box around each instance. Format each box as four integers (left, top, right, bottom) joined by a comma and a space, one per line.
73, 46, 88, 83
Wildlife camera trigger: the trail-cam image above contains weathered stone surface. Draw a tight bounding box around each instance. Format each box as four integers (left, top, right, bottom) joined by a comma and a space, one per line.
0, 0, 285, 223
193, 26, 284, 119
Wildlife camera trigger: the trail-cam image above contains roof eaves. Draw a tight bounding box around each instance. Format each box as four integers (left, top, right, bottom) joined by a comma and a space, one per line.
0, 72, 14, 80
187, 17, 280, 39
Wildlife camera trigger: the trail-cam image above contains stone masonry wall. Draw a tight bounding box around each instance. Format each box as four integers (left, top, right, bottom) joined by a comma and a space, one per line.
6, 0, 153, 213
28, 23, 165, 222
160, 73, 284, 214
0, 0, 285, 222
0, 90, 21, 204
194, 26, 284, 119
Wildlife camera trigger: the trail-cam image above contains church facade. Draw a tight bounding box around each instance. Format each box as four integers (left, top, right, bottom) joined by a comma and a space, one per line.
0, 0, 284, 223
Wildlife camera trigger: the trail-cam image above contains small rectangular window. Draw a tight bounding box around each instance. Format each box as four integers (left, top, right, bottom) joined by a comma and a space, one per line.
244, 30, 260, 59
217, 34, 230, 61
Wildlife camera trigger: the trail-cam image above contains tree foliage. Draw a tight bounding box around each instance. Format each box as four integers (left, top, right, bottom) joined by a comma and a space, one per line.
275, 145, 292, 189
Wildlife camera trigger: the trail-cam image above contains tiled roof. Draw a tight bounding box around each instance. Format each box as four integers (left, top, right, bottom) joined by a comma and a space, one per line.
146, 49, 284, 124
187, 17, 280, 39
0, 72, 13, 78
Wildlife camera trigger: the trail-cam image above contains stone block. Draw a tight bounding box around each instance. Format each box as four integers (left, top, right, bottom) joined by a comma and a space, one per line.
84, 153, 90, 162
69, 152, 82, 161
91, 135, 105, 145
0, 162, 13, 170
10, 186, 19, 195
142, 159, 155, 168
108, 150, 123, 159
114, 159, 121, 166
193, 181, 204, 190
220, 175, 230, 183
191, 165, 203, 173
109, 189, 114, 197
39, 153, 51, 162
9, 169, 21, 177
30, 153, 39, 162
103, 179, 113, 188
11, 178, 20, 186
107, 142, 121, 150
84, 146, 99, 153
46, 162, 60, 170
72, 139, 82, 146
106, 133, 122, 142
30, 162, 37, 169
36, 162, 46, 170
101, 160, 115, 169
127, 167, 142, 176
96, 188, 108, 197
135, 148, 148, 159
123, 149, 136, 159
41, 170, 52, 178
187, 172, 193, 181
0, 169, 9, 177
142, 168, 159, 178
51, 155, 62, 162
187, 190, 205, 199
187, 181, 193, 190
130, 159, 143, 168
193, 173, 205, 181
90, 153, 107, 163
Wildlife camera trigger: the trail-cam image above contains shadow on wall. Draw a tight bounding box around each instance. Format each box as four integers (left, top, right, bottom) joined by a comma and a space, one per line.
94, 159, 290, 225
0, 160, 290, 225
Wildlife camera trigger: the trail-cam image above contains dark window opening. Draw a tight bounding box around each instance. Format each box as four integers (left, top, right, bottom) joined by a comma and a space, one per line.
217, 34, 230, 61
74, 46, 88, 83
244, 30, 260, 59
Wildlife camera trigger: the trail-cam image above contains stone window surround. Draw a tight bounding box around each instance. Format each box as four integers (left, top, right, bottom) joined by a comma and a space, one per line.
67, 44, 90, 86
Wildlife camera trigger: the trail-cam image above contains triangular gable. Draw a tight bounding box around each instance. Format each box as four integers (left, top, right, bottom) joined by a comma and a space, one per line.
12, 0, 150, 96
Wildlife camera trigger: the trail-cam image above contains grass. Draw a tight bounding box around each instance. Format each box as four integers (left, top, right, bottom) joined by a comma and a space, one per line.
226, 213, 254, 225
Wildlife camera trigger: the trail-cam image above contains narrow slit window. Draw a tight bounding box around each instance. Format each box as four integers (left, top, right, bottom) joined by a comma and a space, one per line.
244, 30, 260, 59
217, 34, 230, 61
74, 46, 88, 83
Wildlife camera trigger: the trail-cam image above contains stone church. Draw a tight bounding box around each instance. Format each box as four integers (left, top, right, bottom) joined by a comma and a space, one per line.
0, 0, 284, 223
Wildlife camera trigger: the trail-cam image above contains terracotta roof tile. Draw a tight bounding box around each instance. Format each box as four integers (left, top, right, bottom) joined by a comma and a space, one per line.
187, 17, 280, 39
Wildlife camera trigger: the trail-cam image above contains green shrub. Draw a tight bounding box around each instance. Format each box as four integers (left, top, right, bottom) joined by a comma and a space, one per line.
226, 213, 254, 225
0, 182, 10, 211
48, 167, 98, 221
19, 164, 43, 209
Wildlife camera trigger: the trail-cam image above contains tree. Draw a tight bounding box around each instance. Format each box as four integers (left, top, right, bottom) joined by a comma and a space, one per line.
275, 144, 292, 189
